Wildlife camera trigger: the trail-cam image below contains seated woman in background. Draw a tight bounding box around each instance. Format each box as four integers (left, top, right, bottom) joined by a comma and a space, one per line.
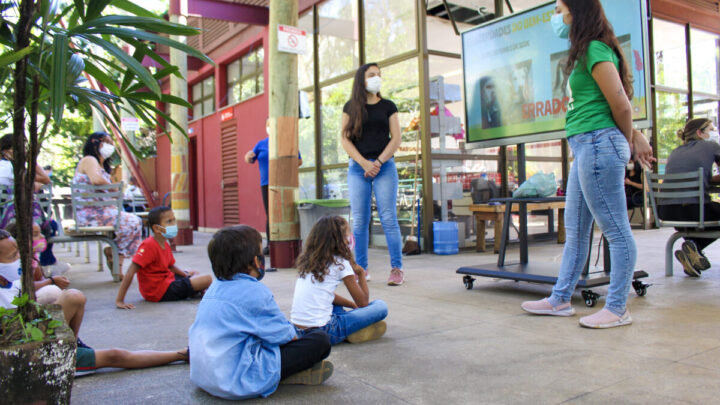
658, 118, 720, 277
74, 132, 142, 280
0, 134, 52, 227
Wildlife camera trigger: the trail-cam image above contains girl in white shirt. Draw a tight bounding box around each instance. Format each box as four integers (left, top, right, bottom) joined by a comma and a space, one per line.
291, 216, 388, 344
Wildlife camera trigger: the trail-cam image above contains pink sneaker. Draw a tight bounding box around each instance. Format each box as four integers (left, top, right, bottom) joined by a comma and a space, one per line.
387, 268, 404, 286
579, 309, 632, 329
520, 298, 576, 316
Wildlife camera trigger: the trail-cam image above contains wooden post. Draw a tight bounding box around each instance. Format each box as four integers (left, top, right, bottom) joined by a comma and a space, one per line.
268, 0, 301, 267
169, 0, 192, 245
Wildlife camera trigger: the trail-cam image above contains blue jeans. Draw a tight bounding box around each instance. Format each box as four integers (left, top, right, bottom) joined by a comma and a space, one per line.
549, 127, 636, 316
298, 300, 388, 345
348, 158, 403, 270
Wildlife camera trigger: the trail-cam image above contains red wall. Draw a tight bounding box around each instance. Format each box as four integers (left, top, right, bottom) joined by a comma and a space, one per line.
156, 28, 271, 232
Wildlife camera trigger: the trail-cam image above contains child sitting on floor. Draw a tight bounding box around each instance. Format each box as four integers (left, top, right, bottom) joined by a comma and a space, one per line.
115, 206, 211, 308
6, 222, 67, 304
291, 216, 388, 345
0, 229, 187, 376
188, 225, 333, 400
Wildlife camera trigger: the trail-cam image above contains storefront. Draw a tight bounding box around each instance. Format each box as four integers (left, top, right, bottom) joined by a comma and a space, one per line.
153, 0, 720, 250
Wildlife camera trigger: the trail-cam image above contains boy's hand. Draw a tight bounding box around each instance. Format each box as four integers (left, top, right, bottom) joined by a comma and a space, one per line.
116, 301, 135, 310
185, 270, 198, 277
50, 276, 70, 289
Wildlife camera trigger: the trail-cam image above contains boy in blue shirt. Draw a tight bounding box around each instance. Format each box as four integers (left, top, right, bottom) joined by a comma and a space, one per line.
188, 225, 332, 400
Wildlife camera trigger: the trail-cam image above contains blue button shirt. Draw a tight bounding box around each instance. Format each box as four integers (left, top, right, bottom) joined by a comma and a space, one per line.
188, 273, 297, 400
252, 138, 302, 187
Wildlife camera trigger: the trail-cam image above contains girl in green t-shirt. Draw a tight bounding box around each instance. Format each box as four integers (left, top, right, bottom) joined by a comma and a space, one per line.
521, 0, 655, 329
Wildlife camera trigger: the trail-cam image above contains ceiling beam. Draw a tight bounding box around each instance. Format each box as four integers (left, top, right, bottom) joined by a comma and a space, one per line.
183, 0, 269, 25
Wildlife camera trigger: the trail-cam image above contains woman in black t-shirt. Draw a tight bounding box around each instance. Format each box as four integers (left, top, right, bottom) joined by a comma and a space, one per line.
341, 63, 404, 286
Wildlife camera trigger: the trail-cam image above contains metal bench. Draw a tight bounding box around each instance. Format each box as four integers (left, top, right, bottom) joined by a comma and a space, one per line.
50, 183, 124, 282
645, 168, 720, 276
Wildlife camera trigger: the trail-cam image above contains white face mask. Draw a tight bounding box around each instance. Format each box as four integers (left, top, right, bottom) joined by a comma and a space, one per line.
626, 162, 635, 171
366, 76, 382, 94
708, 131, 720, 144
100, 143, 115, 159
0, 259, 21, 283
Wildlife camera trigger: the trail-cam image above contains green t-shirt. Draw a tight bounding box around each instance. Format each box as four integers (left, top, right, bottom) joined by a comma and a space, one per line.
565, 40, 620, 137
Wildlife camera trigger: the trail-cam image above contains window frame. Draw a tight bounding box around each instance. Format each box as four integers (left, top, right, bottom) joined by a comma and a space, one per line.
227, 47, 265, 106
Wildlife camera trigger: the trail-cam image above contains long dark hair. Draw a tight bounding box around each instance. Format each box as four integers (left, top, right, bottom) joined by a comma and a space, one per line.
343, 63, 381, 142
83, 132, 111, 173
563, 0, 633, 99
296, 216, 355, 283
677, 118, 712, 144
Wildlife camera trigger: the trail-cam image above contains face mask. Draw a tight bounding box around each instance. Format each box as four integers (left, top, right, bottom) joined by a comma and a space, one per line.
33, 238, 47, 254
708, 131, 720, 144
346, 234, 355, 251
100, 143, 115, 159
551, 13, 570, 39
626, 162, 635, 171
0, 259, 21, 283
160, 225, 178, 239
254, 254, 266, 281
366, 76, 382, 94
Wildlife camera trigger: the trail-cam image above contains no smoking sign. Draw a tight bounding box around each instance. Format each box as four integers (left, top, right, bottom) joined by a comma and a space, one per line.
278, 24, 307, 55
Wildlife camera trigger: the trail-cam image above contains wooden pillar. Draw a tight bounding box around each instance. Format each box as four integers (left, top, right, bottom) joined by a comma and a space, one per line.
169, 0, 192, 245
268, 0, 301, 267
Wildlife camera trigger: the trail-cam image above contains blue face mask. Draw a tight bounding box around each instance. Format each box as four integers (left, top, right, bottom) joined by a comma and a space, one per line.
255, 254, 266, 281
551, 13, 570, 39
160, 225, 178, 239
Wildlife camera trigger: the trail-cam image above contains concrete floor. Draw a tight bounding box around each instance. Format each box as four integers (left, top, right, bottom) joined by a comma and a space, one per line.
65, 228, 720, 404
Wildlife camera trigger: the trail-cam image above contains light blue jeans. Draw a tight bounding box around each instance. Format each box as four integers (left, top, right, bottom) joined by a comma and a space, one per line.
348, 157, 403, 270
297, 300, 389, 345
548, 127, 637, 316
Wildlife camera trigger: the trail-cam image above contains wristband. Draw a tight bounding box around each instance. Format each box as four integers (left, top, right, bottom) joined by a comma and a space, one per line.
49, 276, 55, 285
377, 158, 384, 164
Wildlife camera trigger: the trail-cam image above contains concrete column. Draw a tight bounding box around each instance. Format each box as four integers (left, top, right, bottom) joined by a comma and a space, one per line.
169, 0, 192, 245
268, 0, 301, 268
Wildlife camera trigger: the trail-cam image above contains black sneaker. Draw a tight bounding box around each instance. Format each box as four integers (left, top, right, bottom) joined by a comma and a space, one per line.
675, 250, 700, 277
681, 241, 711, 271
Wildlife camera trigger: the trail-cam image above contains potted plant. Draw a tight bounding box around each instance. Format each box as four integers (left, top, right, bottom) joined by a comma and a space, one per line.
0, 1, 209, 402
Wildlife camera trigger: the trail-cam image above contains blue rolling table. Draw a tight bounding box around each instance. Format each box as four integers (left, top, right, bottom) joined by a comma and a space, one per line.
456, 196, 649, 307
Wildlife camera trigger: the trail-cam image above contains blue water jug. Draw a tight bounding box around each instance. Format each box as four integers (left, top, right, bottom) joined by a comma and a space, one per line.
433, 221, 458, 255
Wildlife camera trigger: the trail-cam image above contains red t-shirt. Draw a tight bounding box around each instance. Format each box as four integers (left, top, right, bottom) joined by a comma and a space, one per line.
132, 237, 176, 302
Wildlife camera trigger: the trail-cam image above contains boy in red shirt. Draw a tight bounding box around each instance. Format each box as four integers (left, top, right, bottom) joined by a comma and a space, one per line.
115, 206, 212, 309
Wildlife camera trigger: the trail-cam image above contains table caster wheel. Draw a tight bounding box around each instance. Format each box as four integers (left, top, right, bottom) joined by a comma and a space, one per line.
463, 275, 475, 290
581, 290, 598, 307
632, 280, 649, 297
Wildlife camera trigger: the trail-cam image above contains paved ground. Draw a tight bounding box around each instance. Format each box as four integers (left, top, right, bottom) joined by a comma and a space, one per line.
65, 228, 720, 404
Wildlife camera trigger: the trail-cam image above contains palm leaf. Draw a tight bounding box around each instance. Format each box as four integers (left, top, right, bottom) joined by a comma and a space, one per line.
109, 0, 159, 18
50, 33, 68, 123
70, 16, 201, 37
82, 59, 120, 95
86, 0, 113, 21
77, 33, 161, 95
0, 46, 34, 67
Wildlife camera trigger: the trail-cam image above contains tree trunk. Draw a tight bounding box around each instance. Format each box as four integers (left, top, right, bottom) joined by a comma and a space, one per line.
13, 0, 38, 319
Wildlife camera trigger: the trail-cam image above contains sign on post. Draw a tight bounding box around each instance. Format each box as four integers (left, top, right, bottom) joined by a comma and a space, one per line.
121, 117, 139, 132
277, 24, 307, 55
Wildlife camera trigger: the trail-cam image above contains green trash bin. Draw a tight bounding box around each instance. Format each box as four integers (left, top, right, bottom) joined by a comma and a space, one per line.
296, 199, 351, 241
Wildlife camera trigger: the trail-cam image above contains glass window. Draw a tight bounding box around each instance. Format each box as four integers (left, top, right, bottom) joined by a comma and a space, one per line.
693, 95, 719, 127
656, 91, 689, 172
320, 79, 352, 166
365, 0, 416, 62
227, 47, 264, 105
428, 55, 464, 152
653, 19, 687, 91
191, 76, 214, 120
317, 0, 359, 82
381, 58, 420, 158
322, 168, 349, 199
691, 28, 720, 96
299, 171, 316, 200
298, 10, 315, 90
299, 92, 316, 167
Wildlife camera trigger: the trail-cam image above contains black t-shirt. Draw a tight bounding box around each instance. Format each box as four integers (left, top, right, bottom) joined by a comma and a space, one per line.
343, 98, 398, 160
